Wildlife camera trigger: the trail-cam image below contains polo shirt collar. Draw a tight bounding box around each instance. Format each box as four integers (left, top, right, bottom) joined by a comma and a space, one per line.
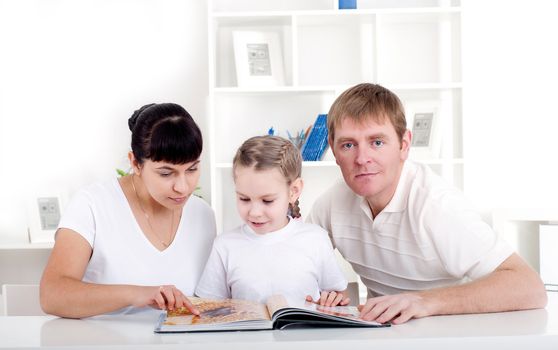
359, 160, 413, 216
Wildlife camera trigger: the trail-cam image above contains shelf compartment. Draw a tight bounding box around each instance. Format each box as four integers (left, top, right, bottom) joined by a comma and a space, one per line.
396, 87, 463, 159
375, 12, 461, 84
213, 16, 293, 88
211, 91, 336, 163
296, 13, 377, 86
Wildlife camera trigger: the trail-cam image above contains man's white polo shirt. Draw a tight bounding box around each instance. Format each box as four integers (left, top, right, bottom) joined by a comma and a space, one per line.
308, 160, 513, 297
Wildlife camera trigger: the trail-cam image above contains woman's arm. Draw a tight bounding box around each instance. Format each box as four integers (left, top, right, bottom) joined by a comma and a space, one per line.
40, 228, 197, 318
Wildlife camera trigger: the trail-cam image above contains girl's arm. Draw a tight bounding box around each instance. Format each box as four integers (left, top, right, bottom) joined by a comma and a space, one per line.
194, 243, 231, 300
40, 228, 198, 318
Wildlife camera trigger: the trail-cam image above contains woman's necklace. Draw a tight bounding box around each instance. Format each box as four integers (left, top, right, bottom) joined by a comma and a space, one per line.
131, 175, 174, 248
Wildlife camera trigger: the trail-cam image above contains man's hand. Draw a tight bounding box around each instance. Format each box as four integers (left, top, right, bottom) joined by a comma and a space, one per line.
358, 293, 431, 324
305, 290, 351, 307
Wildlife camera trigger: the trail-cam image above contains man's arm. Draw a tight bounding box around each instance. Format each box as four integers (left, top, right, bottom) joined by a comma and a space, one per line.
359, 253, 547, 324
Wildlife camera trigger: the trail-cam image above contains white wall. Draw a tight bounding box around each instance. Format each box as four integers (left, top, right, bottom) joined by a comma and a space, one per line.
1, 0, 557, 251
0, 0, 209, 242
462, 0, 558, 212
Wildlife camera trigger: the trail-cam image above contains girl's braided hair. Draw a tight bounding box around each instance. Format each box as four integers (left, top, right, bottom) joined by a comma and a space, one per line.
232, 135, 302, 218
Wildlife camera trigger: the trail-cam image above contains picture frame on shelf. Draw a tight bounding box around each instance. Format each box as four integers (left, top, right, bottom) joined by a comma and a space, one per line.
27, 194, 65, 243
406, 101, 442, 160
233, 31, 285, 87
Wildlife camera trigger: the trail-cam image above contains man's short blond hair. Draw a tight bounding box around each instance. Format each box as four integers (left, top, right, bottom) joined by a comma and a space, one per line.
327, 83, 407, 144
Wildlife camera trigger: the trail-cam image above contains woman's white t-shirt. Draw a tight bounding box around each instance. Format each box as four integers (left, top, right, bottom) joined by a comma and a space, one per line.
195, 218, 347, 304
58, 178, 216, 313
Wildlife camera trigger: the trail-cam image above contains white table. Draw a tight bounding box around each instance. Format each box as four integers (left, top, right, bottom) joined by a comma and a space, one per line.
1, 293, 558, 350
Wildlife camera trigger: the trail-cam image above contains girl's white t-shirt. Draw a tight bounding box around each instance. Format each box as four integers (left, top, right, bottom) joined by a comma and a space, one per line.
58, 178, 216, 312
195, 218, 347, 304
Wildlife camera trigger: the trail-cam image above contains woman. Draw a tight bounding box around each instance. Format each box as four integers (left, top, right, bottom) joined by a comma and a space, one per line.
40, 103, 216, 318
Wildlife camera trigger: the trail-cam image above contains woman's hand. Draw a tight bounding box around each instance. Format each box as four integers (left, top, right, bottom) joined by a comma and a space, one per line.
133, 285, 199, 315
305, 290, 351, 307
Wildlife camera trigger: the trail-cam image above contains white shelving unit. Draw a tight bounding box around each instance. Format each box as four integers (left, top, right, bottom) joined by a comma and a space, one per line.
492, 208, 558, 276
0, 238, 52, 288
208, 0, 463, 233
0, 242, 53, 250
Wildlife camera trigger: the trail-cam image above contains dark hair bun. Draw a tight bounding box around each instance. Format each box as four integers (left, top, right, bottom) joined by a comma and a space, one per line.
128, 103, 156, 131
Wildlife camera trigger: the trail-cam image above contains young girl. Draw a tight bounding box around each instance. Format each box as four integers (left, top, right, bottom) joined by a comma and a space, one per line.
195, 135, 349, 306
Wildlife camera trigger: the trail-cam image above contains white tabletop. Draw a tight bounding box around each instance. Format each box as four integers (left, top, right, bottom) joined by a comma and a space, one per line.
2, 293, 558, 350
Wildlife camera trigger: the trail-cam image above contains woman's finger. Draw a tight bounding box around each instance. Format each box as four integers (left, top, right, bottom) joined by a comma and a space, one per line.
160, 286, 176, 310
182, 296, 200, 315
154, 289, 166, 310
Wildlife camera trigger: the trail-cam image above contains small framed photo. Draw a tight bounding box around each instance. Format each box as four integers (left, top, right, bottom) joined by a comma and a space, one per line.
406, 101, 442, 160
27, 194, 65, 243
233, 31, 285, 87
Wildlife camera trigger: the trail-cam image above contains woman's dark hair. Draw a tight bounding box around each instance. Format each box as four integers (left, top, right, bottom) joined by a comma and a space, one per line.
128, 103, 202, 165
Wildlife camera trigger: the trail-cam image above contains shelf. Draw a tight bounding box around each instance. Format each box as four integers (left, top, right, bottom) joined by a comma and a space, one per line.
0, 242, 53, 250
216, 161, 337, 169
212, 7, 461, 18
211, 0, 461, 13
213, 86, 338, 94
491, 208, 558, 272
216, 159, 464, 169
414, 158, 465, 165
210, 0, 335, 13
213, 14, 292, 27
213, 83, 462, 94
388, 83, 462, 90
213, 6, 461, 87
493, 208, 558, 223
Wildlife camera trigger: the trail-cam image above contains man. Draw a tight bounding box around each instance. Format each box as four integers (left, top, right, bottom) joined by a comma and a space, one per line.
307, 83, 547, 324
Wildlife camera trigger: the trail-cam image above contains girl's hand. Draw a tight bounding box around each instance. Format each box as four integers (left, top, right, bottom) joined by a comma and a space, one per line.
305, 290, 351, 307
133, 285, 200, 315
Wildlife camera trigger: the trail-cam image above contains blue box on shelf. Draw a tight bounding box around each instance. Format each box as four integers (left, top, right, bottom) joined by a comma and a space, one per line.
339, 0, 357, 9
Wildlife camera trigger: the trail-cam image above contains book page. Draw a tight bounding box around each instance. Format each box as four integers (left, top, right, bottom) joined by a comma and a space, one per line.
266, 295, 364, 321
298, 302, 363, 321
265, 294, 290, 316
272, 299, 383, 326
164, 298, 271, 327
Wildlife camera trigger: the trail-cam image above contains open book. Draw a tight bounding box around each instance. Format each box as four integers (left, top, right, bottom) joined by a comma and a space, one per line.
154, 295, 388, 332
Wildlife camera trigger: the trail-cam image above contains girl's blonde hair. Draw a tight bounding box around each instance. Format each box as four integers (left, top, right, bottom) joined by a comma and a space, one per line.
232, 135, 302, 218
